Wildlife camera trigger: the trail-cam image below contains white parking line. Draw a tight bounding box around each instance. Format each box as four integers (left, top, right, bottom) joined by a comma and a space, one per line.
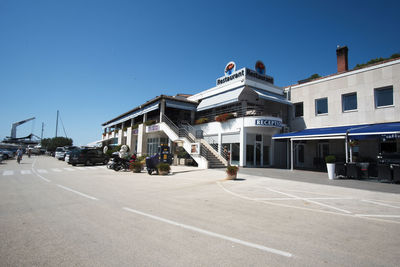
57, 185, 98, 200
36, 169, 48, 173
355, 214, 400, 218
254, 197, 354, 201
63, 168, 75, 172
362, 200, 400, 209
51, 168, 62, 172
2, 170, 14, 176
265, 188, 352, 214
21, 170, 32, 175
123, 207, 293, 258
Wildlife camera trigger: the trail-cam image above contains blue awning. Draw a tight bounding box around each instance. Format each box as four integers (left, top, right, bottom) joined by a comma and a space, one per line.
273, 122, 400, 140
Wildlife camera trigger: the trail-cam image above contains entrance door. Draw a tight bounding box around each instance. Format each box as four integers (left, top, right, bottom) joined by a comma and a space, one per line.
296, 144, 305, 167
255, 141, 262, 166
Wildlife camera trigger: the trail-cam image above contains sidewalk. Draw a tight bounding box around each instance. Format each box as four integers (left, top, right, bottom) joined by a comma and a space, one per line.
237, 167, 400, 194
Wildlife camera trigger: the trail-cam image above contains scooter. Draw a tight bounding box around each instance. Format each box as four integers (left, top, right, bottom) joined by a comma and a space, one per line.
112, 156, 130, 171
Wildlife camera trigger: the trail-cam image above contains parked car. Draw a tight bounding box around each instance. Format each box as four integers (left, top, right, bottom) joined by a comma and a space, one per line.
55, 147, 66, 160
27, 145, 41, 155
0, 149, 14, 159
70, 148, 109, 166
64, 146, 79, 164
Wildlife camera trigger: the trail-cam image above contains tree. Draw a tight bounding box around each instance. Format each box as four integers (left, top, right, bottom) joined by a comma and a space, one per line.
41, 137, 73, 152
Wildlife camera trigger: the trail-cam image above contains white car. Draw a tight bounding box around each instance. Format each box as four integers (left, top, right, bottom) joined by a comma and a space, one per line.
55, 147, 66, 160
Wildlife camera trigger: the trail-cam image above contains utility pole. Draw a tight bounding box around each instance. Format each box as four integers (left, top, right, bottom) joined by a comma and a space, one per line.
41, 123, 44, 140
55, 110, 59, 138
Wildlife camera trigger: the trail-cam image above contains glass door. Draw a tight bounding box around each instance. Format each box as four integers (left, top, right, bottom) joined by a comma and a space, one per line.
255, 141, 262, 166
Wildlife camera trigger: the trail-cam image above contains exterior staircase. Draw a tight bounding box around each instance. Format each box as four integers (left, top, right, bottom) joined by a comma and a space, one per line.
160, 115, 228, 169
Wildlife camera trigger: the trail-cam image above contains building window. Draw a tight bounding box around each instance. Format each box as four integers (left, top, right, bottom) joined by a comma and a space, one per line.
315, 98, 328, 115
342, 93, 357, 112
375, 86, 393, 108
294, 102, 303, 117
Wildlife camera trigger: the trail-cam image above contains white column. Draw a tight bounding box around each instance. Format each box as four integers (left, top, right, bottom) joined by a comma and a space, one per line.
137, 124, 145, 156
118, 129, 123, 145
126, 127, 133, 151
159, 99, 165, 122
290, 139, 294, 171
239, 127, 246, 166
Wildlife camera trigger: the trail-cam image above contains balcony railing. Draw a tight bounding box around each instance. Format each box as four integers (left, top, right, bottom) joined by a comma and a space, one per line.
196, 105, 284, 124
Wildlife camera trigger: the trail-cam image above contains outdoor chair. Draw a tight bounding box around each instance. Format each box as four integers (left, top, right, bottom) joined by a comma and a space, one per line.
335, 162, 346, 178
393, 165, 400, 184
377, 164, 392, 182
367, 163, 378, 178
346, 163, 361, 179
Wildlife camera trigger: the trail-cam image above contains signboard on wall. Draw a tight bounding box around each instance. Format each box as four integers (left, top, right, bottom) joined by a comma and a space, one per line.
255, 119, 282, 127
190, 143, 200, 155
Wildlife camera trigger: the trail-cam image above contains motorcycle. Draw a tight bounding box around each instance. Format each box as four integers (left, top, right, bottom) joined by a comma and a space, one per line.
112, 155, 130, 172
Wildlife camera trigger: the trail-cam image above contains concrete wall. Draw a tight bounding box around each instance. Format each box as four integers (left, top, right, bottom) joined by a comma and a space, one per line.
289, 60, 400, 131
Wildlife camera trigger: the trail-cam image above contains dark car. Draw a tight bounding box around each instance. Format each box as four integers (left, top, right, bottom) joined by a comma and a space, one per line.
70, 148, 109, 166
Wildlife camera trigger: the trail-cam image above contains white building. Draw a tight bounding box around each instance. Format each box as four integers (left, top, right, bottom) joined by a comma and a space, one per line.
101, 47, 400, 171
274, 46, 400, 170
101, 62, 291, 168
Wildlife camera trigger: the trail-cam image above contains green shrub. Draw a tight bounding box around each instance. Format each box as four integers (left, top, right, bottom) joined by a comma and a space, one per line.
130, 161, 143, 173
195, 118, 208, 124
325, 155, 336, 163
145, 120, 156, 126
157, 163, 170, 172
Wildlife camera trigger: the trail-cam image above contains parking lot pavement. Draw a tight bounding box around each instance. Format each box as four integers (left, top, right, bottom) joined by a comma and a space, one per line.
215, 169, 400, 224
237, 167, 400, 194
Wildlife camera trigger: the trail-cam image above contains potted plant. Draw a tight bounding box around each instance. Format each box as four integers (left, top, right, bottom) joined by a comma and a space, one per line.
215, 113, 234, 122
325, 155, 336, 180
195, 118, 208, 125
226, 165, 239, 180
130, 161, 143, 173
157, 163, 170, 175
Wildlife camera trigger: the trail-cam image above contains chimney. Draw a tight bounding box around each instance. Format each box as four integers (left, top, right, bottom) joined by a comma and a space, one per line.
336, 45, 349, 73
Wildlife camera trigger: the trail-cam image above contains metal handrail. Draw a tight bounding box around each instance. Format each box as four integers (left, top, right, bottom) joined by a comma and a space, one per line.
180, 121, 228, 161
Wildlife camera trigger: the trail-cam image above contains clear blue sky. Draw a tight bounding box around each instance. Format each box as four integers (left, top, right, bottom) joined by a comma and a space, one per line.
1, 0, 399, 146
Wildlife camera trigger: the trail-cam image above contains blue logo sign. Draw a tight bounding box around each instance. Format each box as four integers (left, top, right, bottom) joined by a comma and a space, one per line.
225, 61, 236, 76
255, 119, 282, 127
255, 61, 266, 75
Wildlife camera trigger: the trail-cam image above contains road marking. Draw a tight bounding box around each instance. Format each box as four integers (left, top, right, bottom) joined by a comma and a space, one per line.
355, 214, 400, 218
254, 197, 354, 201
3, 170, 14, 176
122, 207, 293, 258
36, 169, 48, 173
51, 168, 62, 172
63, 168, 75, 171
57, 185, 98, 200
362, 199, 400, 209
265, 188, 352, 214
217, 182, 400, 225
21, 170, 32, 175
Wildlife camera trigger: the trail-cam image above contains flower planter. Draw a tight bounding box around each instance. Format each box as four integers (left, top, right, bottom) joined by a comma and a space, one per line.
326, 163, 336, 180
159, 170, 169, 175
226, 173, 237, 180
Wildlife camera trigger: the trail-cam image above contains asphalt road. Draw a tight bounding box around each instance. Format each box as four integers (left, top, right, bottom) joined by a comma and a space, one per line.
0, 156, 399, 266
